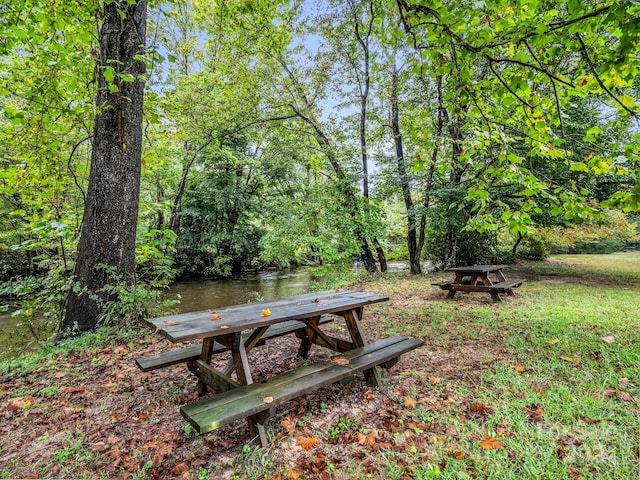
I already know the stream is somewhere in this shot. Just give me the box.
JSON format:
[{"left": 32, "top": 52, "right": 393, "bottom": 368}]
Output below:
[{"left": 0, "top": 263, "right": 409, "bottom": 360}]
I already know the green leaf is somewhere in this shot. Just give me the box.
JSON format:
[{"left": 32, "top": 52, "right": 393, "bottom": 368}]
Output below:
[{"left": 103, "top": 66, "right": 115, "bottom": 83}]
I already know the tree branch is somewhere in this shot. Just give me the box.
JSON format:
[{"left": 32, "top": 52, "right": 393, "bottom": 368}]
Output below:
[{"left": 576, "top": 33, "right": 639, "bottom": 118}]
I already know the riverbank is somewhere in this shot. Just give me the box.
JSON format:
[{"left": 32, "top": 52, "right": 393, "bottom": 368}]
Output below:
[{"left": 1, "top": 254, "right": 639, "bottom": 479}]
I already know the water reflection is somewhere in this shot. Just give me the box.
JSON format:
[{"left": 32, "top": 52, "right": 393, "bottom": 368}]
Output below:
[{"left": 166, "top": 269, "right": 321, "bottom": 313}]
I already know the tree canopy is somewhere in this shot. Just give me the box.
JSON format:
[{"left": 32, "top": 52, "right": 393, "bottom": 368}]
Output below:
[{"left": 1, "top": 0, "right": 639, "bottom": 334}]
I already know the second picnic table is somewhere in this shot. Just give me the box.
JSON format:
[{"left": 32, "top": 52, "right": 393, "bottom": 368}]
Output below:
[
  {"left": 432, "top": 264, "right": 524, "bottom": 302},
  {"left": 136, "top": 289, "right": 422, "bottom": 446}
]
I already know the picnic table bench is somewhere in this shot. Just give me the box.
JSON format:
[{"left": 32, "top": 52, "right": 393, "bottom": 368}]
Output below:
[
  {"left": 432, "top": 265, "right": 524, "bottom": 302},
  {"left": 137, "top": 290, "right": 423, "bottom": 446}
]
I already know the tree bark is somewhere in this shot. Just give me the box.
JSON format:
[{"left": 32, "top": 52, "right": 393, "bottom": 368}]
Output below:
[
  {"left": 60, "top": 1, "right": 147, "bottom": 336},
  {"left": 391, "top": 67, "right": 421, "bottom": 274}
]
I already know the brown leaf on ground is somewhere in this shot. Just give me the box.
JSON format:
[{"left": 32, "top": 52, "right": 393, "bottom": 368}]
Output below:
[
  {"left": 525, "top": 405, "right": 545, "bottom": 423},
  {"left": 296, "top": 436, "right": 318, "bottom": 451},
  {"left": 403, "top": 396, "right": 417, "bottom": 408},
  {"left": 510, "top": 364, "right": 526, "bottom": 372},
  {"left": 280, "top": 416, "right": 298, "bottom": 435},
  {"left": 478, "top": 436, "right": 504, "bottom": 450},
  {"left": 558, "top": 436, "right": 583, "bottom": 446},
  {"left": 600, "top": 336, "right": 615, "bottom": 344},
  {"left": 357, "top": 429, "right": 379, "bottom": 446},
  {"left": 172, "top": 462, "right": 189, "bottom": 475},
  {"left": 618, "top": 391, "right": 633, "bottom": 402},
  {"left": 466, "top": 402, "right": 493, "bottom": 419}
]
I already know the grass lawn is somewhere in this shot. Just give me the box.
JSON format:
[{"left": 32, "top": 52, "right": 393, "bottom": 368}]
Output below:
[{"left": 0, "top": 254, "right": 639, "bottom": 479}]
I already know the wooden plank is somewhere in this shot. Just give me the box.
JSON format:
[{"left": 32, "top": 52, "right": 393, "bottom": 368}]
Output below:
[
  {"left": 187, "top": 359, "right": 240, "bottom": 392},
  {"left": 448, "top": 284, "right": 495, "bottom": 292},
  {"left": 431, "top": 280, "right": 454, "bottom": 290},
  {"left": 136, "top": 317, "right": 335, "bottom": 372},
  {"left": 148, "top": 291, "right": 387, "bottom": 343},
  {"left": 488, "top": 278, "right": 525, "bottom": 291},
  {"left": 135, "top": 344, "right": 203, "bottom": 372},
  {"left": 181, "top": 335, "right": 423, "bottom": 434}
]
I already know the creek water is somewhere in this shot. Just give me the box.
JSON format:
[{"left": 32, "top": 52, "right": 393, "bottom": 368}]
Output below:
[{"left": 0, "top": 263, "right": 410, "bottom": 359}]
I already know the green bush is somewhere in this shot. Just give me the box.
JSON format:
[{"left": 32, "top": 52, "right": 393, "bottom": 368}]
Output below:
[{"left": 518, "top": 235, "right": 549, "bottom": 260}]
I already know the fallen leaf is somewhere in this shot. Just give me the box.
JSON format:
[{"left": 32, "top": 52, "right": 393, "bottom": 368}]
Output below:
[
  {"left": 403, "top": 396, "right": 417, "bottom": 408},
  {"left": 261, "top": 309, "right": 271, "bottom": 317},
  {"left": 525, "top": 405, "right": 545, "bottom": 423},
  {"left": 330, "top": 357, "right": 349, "bottom": 365},
  {"left": 558, "top": 436, "right": 583, "bottom": 446},
  {"left": 220, "top": 325, "right": 229, "bottom": 329},
  {"left": 296, "top": 436, "right": 318, "bottom": 451},
  {"left": 263, "top": 396, "right": 274, "bottom": 404},
  {"left": 172, "top": 462, "right": 189, "bottom": 475},
  {"left": 618, "top": 391, "right": 633, "bottom": 402},
  {"left": 163, "top": 319, "right": 176, "bottom": 325},
  {"left": 357, "top": 429, "right": 378, "bottom": 446},
  {"left": 478, "top": 436, "right": 504, "bottom": 450},
  {"left": 428, "top": 376, "right": 441, "bottom": 383},
  {"left": 210, "top": 314, "right": 221, "bottom": 321},
  {"left": 600, "top": 336, "right": 615, "bottom": 344},
  {"left": 114, "top": 345, "right": 128, "bottom": 354},
  {"left": 510, "top": 364, "right": 526, "bottom": 372},
  {"left": 449, "top": 451, "right": 466, "bottom": 459},
  {"left": 91, "top": 441, "right": 108, "bottom": 452},
  {"left": 568, "top": 468, "right": 583, "bottom": 479},
  {"left": 547, "top": 338, "right": 560, "bottom": 344}
]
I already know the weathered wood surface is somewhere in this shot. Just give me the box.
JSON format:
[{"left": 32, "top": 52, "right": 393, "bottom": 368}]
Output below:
[
  {"left": 136, "top": 317, "right": 335, "bottom": 372},
  {"left": 447, "top": 265, "right": 507, "bottom": 274},
  {"left": 180, "top": 335, "right": 424, "bottom": 435},
  {"left": 145, "top": 290, "right": 388, "bottom": 343},
  {"left": 431, "top": 280, "right": 454, "bottom": 289},
  {"left": 488, "top": 278, "right": 525, "bottom": 292}
]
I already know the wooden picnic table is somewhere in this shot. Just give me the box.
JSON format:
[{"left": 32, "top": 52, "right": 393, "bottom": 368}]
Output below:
[
  {"left": 432, "top": 265, "right": 524, "bottom": 302},
  {"left": 136, "top": 289, "right": 422, "bottom": 446}
]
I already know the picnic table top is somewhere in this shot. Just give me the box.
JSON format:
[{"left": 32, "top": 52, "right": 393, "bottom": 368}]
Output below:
[
  {"left": 447, "top": 264, "right": 507, "bottom": 274},
  {"left": 145, "top": 290, "right": 388, "bottom": 343}
]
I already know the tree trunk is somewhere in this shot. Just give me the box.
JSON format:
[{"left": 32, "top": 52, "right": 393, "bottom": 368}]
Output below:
[
  {"left": 391, "top": 67, "right": 421, "bottom": 274},
  {"left": 59, "top": 0, "right": 147, "bottom": 336}
]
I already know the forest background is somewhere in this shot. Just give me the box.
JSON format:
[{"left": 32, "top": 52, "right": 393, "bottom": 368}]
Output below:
[{"left": 1, "top": 0, "right": 639, "bottom": 340}]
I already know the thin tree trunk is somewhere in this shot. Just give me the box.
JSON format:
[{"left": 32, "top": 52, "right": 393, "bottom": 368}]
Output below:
[
  {"left": 391, "top": 66, "right": 421, "bottom": 274},
  {"left": 417, "top": 75, "right": 444, "bottom": 263},
  {"left": 350, "top": 0, "right": 387, "bottom": 272},
  {"left": 60, "top": 0, "right": 147, "bottom": 336}
]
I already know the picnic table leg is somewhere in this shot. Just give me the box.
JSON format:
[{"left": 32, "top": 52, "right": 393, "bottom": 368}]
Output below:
[
  {"left": 446, "top": 274, "right": 464, "bottom": 298},
  {"left": 342, "top": 308, "right": 379, "bottom": 388},
  {"left": 494, "top": 270, "right": 517, "bottom": 297},
  {"left": 298, "top": 315, "right": 321, "bottom": 359},
  {"left": 197, "top": 338, "right": 215, "bottom": 396},
  {"left": 477, "top": 273, "right": 501, "bottom": 302},
  {"left": 217, "top": 333, "right": 269, "bottom": 446}
]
